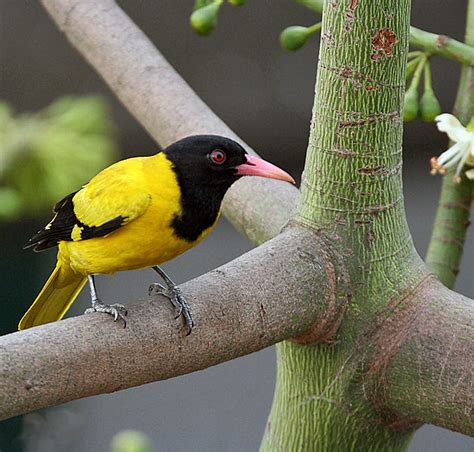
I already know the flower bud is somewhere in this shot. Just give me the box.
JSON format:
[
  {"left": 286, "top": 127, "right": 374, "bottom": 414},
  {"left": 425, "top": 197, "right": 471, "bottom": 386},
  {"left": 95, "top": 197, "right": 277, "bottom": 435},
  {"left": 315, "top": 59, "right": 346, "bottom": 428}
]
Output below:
[
  {"left": 420, "top": 89, "right": 441, "bottom": 122},
  {"left": 190, "top": 1, "right": 222, "bottom": 36},
  {"left": 403, "top": 85, "right": 418, "bottom": 122},
  {"left": 280, "top": 26, "right": 311, "bottom": 51}
]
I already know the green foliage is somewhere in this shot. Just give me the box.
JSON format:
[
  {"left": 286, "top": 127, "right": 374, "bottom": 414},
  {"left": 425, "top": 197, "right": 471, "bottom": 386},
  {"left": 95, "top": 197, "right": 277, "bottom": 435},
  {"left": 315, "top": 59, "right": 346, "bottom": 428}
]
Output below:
[
  {"left": 0, "top": 96, "right": 118, "bottom": 222},
  {"left": 190, "top": 0, "right": 223, "bottom": 36},
  {"left": 228, "top": 0, "right": 247, "bottom": 5},
  {"left": 110, "top": 430, "right": 152, "bottom": 452}
]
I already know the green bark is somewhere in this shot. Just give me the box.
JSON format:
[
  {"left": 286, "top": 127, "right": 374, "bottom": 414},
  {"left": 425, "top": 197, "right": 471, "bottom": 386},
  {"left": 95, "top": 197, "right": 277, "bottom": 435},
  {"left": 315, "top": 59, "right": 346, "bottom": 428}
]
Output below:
[
  {"left": 263, "top": 342, "right": 415, "bottom": 451},
  {"left": 261, "top": 0, "right": 424, "bottom": 450},
  {"left": 409, "top": 26, "right": 474, "bottom": 67},
  {"left": 426, "top": 0, "right": 474, "bottom": 288}
]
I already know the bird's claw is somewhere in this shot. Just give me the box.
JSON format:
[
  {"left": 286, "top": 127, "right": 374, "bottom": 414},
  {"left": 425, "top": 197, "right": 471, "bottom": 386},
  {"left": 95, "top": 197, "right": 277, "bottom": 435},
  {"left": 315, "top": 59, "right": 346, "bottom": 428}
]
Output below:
[
  {"left": 85, "top": 301, "right": 128, "bottom": 328},
  {"left": 149, "top": 283, "right": 182, "bottom": 319},
  {"left": 148, "top": 283, "right": 193, "bottom": 335},
  {"left": 148, "top": 282, "right": 166, "bottom": 296}
]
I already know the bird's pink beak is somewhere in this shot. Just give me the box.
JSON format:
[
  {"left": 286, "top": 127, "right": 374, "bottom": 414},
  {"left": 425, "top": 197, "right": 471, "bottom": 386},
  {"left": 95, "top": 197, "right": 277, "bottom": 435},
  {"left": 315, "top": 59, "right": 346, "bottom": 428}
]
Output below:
[{"left": 235, "top": 155, "right": 295, "bottom": 184}]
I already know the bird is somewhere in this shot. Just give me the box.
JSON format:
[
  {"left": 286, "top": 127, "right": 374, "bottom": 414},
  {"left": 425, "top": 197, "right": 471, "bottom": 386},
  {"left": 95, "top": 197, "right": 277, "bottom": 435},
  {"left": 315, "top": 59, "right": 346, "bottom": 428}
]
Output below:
[{"left": 19, "top": 135, "right": 295, "bottom": 334}]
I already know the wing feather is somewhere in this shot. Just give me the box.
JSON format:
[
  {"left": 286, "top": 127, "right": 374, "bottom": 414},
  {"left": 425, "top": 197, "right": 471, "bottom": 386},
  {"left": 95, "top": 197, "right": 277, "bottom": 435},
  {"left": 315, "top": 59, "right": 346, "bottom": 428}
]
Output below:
[{"left": 24, "top": 161, "right": 151, "bottom": 252}]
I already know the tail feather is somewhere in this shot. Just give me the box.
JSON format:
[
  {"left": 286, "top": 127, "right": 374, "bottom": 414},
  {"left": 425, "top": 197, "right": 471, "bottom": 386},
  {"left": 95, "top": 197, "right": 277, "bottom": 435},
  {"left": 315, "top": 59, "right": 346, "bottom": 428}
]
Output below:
[{"left": 18, "top": 263, "right": 87, "bottom": 330}]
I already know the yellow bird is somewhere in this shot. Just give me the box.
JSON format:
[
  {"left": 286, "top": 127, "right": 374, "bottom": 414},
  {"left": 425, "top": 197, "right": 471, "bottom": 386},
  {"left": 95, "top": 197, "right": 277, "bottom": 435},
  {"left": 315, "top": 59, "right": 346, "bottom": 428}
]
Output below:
[{"left": 20, "top": 135, "right": 294, "bottom": 334}]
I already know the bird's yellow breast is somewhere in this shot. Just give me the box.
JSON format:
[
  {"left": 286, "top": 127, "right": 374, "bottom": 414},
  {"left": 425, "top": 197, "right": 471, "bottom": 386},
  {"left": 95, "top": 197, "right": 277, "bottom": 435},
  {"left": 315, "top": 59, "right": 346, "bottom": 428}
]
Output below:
[{"left": 58, "top": 153, "right": 219, "bottom": 275}]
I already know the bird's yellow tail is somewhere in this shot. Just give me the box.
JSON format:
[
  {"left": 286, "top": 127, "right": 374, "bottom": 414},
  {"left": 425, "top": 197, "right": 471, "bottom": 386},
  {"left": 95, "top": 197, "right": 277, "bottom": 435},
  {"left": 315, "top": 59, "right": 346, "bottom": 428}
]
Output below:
[{"left": 18, "top": 263, "right": 87, "bottom": 330}]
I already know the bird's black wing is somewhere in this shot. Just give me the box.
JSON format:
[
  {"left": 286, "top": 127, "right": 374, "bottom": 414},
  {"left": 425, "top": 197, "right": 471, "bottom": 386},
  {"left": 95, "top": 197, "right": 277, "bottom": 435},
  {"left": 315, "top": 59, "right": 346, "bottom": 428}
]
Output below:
[{"left": 23, "top": 191, "right": 126, "bottom": 252}]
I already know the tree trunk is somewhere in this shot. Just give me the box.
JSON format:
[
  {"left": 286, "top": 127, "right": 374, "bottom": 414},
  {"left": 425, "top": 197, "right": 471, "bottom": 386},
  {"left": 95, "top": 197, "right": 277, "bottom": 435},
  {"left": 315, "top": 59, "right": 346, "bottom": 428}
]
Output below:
[{"left": 261, "top": 1, "right": 420, "bottom": 449}]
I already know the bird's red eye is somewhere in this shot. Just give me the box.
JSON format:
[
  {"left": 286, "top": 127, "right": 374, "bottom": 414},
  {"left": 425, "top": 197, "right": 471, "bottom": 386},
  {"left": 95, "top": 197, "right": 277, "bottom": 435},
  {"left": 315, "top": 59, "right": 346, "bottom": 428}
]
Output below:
[{"left": 209, "top": 149, "right": 226, "bottom": 165}]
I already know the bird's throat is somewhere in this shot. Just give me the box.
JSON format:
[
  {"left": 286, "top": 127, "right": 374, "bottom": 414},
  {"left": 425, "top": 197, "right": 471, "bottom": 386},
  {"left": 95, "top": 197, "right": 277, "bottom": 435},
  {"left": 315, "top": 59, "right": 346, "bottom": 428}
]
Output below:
[{"left": 171, "top": 182, "right": 225, "bottom": 243}]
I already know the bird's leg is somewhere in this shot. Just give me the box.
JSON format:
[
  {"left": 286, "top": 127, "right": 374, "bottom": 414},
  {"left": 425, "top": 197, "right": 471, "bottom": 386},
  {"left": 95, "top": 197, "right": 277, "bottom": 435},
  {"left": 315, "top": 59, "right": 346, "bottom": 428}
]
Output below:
[
  {"left": 148, "top": 266, "right": 194, "bottom": 335},
  {"left": 84, "top": 275, "right": 127, "bottom": 327}
]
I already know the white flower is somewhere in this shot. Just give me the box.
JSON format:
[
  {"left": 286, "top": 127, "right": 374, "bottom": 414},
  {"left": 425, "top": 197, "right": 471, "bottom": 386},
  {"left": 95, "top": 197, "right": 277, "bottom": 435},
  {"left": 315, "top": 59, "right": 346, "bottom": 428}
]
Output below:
[{"left": 430, "top": 113, "right": 474, "bottom": 183}]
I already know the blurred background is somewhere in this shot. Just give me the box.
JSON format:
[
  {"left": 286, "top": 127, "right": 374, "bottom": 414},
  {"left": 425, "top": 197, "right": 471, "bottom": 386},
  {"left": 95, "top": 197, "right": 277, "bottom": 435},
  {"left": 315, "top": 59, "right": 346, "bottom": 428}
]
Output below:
[{"left": 1, "top": 0, "right": 473, "bottom": 451}]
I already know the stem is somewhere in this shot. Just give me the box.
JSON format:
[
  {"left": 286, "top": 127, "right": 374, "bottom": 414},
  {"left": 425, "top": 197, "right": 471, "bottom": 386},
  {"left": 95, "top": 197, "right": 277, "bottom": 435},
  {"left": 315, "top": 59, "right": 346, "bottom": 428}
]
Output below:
[
  {"left": 426, "top": 0, "right": 474, "bottom": 288},
  {"left": 409, "top": 55, "right": 426, "bottom": 91},
  {"left": 294, "top": 0, "right": 474, "bottom": 66},
  {"left": 405, "top": 56, "right": 421, "bottom": 80},
  {"left": 409, "top": 26, "right": 474, "bottom": 67},
  {"left": 407, "top": 50, "right": 423, "bottom": 59},
  {"left": 423, "top": 59, "right": 432, "bottom": 92},
  {"left": 307, "top": 22, "right": 322, "bottom": 35}
]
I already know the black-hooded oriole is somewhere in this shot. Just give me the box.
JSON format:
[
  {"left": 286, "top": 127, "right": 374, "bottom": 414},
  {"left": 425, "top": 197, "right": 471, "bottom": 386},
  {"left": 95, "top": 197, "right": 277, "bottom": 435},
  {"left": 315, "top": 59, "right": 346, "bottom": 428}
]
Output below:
[{"left": 19, "top": 135, "right": 294, "bottom": 334}]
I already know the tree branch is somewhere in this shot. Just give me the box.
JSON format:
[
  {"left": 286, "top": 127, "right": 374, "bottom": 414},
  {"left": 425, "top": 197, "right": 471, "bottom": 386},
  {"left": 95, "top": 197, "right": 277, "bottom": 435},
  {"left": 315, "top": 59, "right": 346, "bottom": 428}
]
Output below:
[
  {"left": 295, "top": 0, "right": 474, "bottom": 66},
  {"left": 371, "top": 277, "right": 474, "bottom": 435},
  {"left": 409, "top": 27, "right": 474, "bottom": 67},
  {"left": 40, "top": 0, "right": 298, "bottom": 245},
  {"left": 0, "top": 228, "right": 341, "bottom": 421}
]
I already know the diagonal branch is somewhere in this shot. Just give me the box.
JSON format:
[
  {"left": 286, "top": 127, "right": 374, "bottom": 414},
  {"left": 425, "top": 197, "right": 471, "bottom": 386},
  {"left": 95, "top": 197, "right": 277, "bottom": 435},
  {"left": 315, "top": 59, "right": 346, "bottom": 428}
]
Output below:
[
  {"left": 0, "top": 228, "right": 340, "bottom": 421},
  {"left": 41, "top": 0, "right": 299, "bottom": 245}
]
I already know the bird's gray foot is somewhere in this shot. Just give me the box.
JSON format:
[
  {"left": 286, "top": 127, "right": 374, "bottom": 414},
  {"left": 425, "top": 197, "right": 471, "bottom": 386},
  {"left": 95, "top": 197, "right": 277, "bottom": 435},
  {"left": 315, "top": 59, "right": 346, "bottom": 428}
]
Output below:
[
  {"left": 149, "top": 283, "right": 182, "bottom": 318},
  {"left": 148, "top": 283, "right": 193, "bottom": 335},
  {"left": 84, "top": 300, "right": 127, "bottom": 328}
]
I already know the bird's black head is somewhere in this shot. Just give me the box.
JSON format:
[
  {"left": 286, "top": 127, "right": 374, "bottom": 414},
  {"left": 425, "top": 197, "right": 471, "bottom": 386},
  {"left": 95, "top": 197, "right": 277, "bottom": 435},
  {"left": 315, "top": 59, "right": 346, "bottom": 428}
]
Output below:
[
  {"left": 164, "top": 135, "right": 248, "bottom": 189},
  {"left": 164, "top": 134, "right": 294, "bottom": 192},
  {"left": 162, "top": 134, "right": 294, "bottom": 243}
]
